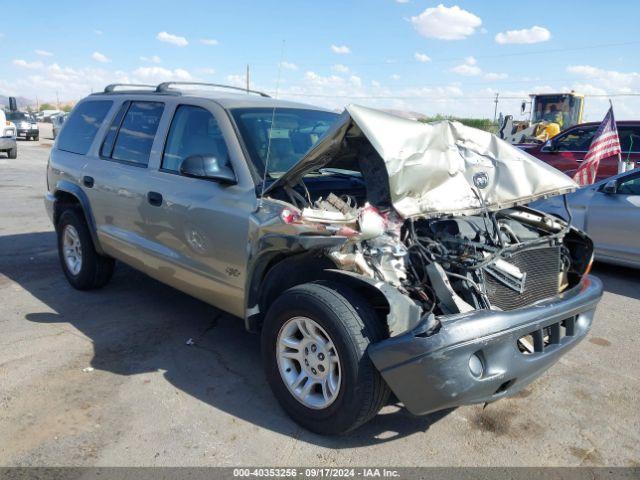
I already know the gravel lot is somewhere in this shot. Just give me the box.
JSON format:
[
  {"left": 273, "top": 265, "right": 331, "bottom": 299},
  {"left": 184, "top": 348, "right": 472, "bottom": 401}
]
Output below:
[{"left": 1, "top": 125, "right": 639, "bottom": 467}]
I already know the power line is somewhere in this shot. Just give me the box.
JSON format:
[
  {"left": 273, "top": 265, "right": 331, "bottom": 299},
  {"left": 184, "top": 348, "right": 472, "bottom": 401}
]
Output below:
[
  {"left": 269, "top": 91, "right": 640, "bottom": 101},
  {"left": 246, "top": 40, "right": 640, "bottom": 68}
]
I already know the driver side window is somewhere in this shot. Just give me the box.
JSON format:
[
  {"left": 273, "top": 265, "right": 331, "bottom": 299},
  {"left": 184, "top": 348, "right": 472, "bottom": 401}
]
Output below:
[
  {"left": 554, "top": 127, "right": 597, "bottom": 152},
  {"left": 617, "top": 173, "right": 640, "bottom": 195},
  {"left": 162, "top": 105, "right": 230, "bottom": 173}
]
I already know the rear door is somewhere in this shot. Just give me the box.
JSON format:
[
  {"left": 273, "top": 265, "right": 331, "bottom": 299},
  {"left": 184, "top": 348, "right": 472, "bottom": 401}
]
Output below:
[
  {"left": 585, "top": 170, "right": 640, "bottom": 266},
  {"left": 83, "top": 99, "right": 166, "bottom": 272}
]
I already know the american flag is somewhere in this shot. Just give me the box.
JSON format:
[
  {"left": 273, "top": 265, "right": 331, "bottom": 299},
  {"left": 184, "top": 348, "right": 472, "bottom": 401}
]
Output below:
[{"left": 573, "top": 106, "right": 621, "bottom": 185}]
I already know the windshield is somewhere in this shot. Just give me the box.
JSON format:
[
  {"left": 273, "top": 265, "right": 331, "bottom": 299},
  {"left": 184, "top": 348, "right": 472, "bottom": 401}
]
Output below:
[
  {"left": 531, "top": 95, "right": 583, "bottom": 129},
  {"left": 231, "top": 107, "right": 338, "bottom": 175},
  {"left": 6, "top": 112, "right": 30, "bottom": 122}
]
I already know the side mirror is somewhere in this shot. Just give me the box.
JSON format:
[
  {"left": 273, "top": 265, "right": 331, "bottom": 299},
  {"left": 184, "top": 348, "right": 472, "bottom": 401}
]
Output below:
[
  {"left": 602, "top": 180, "right": 618, "bottom": 194},
  {"left": 542, "top": 140, "right": 556, "bottom": 152},
  {"left": 179, "top": 155, "right": 237, "bottom": 185}
]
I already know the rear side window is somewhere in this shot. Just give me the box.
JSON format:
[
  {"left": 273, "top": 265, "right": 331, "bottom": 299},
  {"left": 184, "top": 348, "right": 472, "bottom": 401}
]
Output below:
[
  {"left": 106, "top": 101, "right": 164, "bottom": 166},
  {"left": 618, "top": 127, "right": 640, "bottom": 153},
  {"left": 57, "top": 100, "right": 113, "bottom": 155}
]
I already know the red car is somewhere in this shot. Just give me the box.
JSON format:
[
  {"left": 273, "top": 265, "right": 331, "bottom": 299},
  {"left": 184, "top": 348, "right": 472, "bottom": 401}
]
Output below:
[{"left": 521, "top": 121, "right": 640, "bottom": 182}]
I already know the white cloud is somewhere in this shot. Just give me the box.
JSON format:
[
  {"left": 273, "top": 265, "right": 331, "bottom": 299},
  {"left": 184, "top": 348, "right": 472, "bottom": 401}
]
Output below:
[
  {"left": 414, "top": 52, "right": 431, "bottom": 63},
  {"left": 566, "top": 64, "right": 640, "bottom": 91},
  {"left": 349, "top": 75, "right": 362, "bottom": 87},
  {"left": 371, "top": 80, "right": 381, "bottom": 87},
  {"left": 91, "top": 52, "right": 110, "bottom": 63},
  {"left": 411, "top": 4, "right": 482, "bottom": 40},
  {"left": 332, "top": 64, "right": 350, "bottom": 73},
  {"left": 451, "top": 56, "right": 481, "bottom": 76},
  {"left": 199, "top": 38, "right": 219, "bottom": 46},
  {"left": 12, "top": 59, "right": 44, "bottom": 69},
  {"left": 226, "top": 74, "right": 246, "bottom": 87},
  {"left": 132, "top": 66, "right": 193, "bottom": 83},
  {"left": 331, "top": 44, "right": 351, "bottom": 54},
  {"left": 395, "top": 0, "right": 410, "bottom": 3},
  {"left": 35, "top": 49, "right": 53, "bottom": 57},
  {"left": 156, "top": 31, "right": 188, "bottom": 47},
  {"left": 94, "top": 29, "right": 103, "bottom": 35},
  {"left": 391, "top": 74, "right": 401, "bottom": 80},
  {"left": 484, "top": 72, "right": 508, "bottom": 80},
  {"left": 279, "top": 61, "right": 298, "bottom": 70},
  {"left": 140, "top": 55, "right": 162, "bottom": 64},
  {"left": 198, "top": 67, "right": 216, "bottom": 75},
  {"left": 495, "top": 26, "right": 551, "bottom": 44}
]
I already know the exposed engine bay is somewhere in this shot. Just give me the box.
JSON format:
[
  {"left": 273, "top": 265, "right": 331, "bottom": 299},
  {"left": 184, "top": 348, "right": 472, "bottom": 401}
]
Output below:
[
  {"left": 260, "top": 105, "right": 593, "bottom": 338},
  {"left": 273, "top": 187, "right": 590, "bottom": 333}
]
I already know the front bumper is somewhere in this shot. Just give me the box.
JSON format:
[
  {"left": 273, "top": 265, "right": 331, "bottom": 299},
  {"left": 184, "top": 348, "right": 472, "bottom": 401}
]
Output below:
[
  {"left": 17, "top": 128, "right": 38, "bottom": 137},
  {"left": 368, "top": 275, "right": 603, "bottom": 415}
]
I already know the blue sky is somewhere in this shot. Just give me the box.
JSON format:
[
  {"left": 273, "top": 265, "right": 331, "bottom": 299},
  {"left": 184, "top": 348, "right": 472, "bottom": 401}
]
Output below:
[{"left": 2, "top": 0, "right": 639, "bottom": 119}]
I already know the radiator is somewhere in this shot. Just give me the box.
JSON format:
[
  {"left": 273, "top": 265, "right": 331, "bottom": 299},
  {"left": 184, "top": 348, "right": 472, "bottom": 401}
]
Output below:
[{"left": 483, "top": 246, "right": 561, "bottom": 311}]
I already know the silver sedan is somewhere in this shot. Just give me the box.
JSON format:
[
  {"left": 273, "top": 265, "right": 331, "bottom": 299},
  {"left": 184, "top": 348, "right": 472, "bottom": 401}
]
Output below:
[{"left": 533, "top": 168, "right": 640, "bottom": 268}]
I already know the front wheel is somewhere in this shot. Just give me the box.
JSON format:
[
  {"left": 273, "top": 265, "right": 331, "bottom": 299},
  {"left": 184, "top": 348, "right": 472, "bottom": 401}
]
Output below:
[
  {"left": 262, "top": 282, "right": 390, "bottom": 435},
  {"left": 7, "top": 147, "right": 17, "bottom": 159}
]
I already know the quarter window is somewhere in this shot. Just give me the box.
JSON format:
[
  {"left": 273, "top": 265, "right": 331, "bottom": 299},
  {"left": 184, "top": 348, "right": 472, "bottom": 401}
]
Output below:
[
  {"left": 161, "top": 105, "right": 230, "bottom": 172},
  {"left": 617, "top": 173, "right": 640, "bottom": 195},
  {"left": 57, "top": 100, "right": 113, "bottom": 155},
  {"left": 106, "top": 101, "right": 164, "bottom": 166}
]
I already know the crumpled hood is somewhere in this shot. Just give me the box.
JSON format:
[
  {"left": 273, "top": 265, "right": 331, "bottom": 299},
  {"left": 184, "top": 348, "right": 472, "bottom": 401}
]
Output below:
[{"left": 266, "top": 104, "right": 577, "bottom": 218}]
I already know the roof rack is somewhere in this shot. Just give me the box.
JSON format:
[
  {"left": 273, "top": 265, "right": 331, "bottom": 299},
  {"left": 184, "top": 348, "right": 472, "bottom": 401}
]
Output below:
[
  {"left": 155, "top": 82, "right": 271, "bottom": 98},
  {"left": 104, "top": 84, "right": 156, "bottom": 93}
]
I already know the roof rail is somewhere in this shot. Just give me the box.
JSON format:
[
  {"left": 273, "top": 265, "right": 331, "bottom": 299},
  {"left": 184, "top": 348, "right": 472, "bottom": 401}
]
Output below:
[
  {"left": 155, "top": 82, "right": 271, "bottom": 98},
  {"left": 104, "top": 84, "right": 156, "bottom": 93}
]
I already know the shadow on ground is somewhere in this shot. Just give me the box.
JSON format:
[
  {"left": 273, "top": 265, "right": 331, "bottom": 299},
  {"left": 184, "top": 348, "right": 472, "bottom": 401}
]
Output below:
[
  {"left": 592, "top": 262, "right": 640, "bottom": 301},
  {"left": 1, "top": 230, "right": 452, "bottom": 447}
]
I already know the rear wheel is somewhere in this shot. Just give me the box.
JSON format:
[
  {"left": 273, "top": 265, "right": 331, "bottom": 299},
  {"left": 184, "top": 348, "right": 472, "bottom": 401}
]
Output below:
[
  {"left": 262, "top": 282, "right": 390, "bottom": 435},
  {"left": 7, "top": 147, "right": 17, "bottom": 159},
  {"left": 57, "top": 208, "right": 115, "bottom": 290}
]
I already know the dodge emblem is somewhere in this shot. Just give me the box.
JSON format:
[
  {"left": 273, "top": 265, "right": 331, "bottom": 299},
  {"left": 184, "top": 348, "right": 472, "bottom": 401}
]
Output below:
[{"left": 473, "top": 172, "right": 489, "bottom": 189}]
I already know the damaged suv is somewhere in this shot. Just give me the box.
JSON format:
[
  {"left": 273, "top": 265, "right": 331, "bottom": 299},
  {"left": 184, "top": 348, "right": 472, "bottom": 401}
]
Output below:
[{"left": 45, "top": 83, "right": 603, "bottom": 435}]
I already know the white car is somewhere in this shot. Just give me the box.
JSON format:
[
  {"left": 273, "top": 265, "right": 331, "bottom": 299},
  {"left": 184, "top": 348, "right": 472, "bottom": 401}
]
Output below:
[{"left": 0, "top": 110, "right": 17, "bottom": 158}]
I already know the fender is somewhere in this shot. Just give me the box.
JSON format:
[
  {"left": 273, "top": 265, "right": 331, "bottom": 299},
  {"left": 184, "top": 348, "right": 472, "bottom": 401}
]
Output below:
[
  {"left": 54, "top": 179, "right": 105, "bottom": 255},
  {"left": 323, "top": 269, "right": 422, "bottom": 337}
]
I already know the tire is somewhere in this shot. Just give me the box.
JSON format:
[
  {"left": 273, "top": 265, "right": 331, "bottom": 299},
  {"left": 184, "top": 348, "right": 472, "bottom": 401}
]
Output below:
[
  {"left": 262, "top": 282, "right": 390, "bottom": 435},
  {"left": 56, "top": 208, "right": 115, "bottom": 290},
  {"left": 34, "top": 135, "right": 39, "bottom": 141},
  {"left": 7, "top": 147, "right": 17, "bottom": 159}
]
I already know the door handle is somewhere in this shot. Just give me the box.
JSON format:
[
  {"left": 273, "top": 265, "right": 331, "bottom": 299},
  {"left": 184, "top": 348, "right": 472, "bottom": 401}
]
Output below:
[
  {"left": 147, "top": 191, "right": 163, "bottom": 207},
  {"left": 82, "top": 176, "right": 94, "bottom": 188}
]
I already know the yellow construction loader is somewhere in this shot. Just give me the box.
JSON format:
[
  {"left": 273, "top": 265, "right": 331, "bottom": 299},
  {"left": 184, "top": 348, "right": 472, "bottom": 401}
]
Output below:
[{"left": 498, "top": 92, "right": 584, "bottom": 144}]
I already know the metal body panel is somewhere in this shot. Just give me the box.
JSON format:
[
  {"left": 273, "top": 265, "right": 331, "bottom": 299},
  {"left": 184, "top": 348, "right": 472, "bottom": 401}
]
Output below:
[
  {"left": 534, "top": 169, "right": 640, "bottom": 268},
  {"left": 368, "top": 275, "right": 603, "bottom": 415}
]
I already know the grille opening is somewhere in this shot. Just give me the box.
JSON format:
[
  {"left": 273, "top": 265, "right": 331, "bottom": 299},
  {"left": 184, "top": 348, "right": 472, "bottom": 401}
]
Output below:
[
  {"left": 518, "top": 317, "right": 577, "bottom": 355},
  {"left": 484, "top": 246, "right": 561, "bottom": 311},
  {"left": 495, "top": 379, "right": 516, "bottom": 395}
]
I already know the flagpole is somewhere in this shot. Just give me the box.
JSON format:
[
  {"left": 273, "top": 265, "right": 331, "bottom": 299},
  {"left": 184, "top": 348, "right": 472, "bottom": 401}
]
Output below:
[{"left": 610, "top": 99, "right": 624, "bottom": 173}]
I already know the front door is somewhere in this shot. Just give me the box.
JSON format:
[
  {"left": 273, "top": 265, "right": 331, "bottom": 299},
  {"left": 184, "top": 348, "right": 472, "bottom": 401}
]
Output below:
[
  {"left": 585, "top": 170, "right": 640, "bottom": 266},
  {"left": 140, "top": 102, "right": 255, "bottom": 317}
]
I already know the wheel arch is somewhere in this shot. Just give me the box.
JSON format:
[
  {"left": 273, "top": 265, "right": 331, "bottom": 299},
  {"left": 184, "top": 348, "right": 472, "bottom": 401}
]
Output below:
[
  {"left": 248, "top": 251, "right": 419, "bottom": 337},
  {"left": 53, "top": 180, "right": 104, "bottom": 255}
]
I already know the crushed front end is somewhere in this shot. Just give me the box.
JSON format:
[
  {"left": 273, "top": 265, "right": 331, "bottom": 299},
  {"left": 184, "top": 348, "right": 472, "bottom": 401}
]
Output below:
[{"left": 258, "top": 104, "right": 603, "bottom": 415}]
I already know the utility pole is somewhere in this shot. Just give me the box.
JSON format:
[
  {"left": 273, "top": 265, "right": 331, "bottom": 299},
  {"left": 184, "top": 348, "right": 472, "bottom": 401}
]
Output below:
[
  {"left": 246, "top": 64, "right": 250, "bottom": 93},
  {"left": 493, "top": 93, "right": 499, "bottom": 123},
  {"left": 56, "top": 91, "right": 60, "bottom": 110}
]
